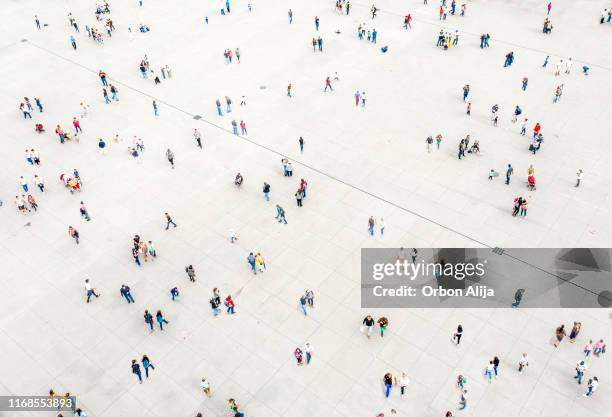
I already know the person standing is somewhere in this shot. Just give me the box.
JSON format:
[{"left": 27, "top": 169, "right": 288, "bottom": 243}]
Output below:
[
  {"left": 314, "top": 16, "right": 320, "bottom": 30},
  {"left": 518, "top": 353, "right": 529, "bottom": 373},
  {"left": 396, "top": 372, "right": 409, "bottom": 398},
  {"left": 70, "top": 35, "right": 77, "bottom": 50},
  {"left": 505, "top": 164, "right": 513, "bottom": 185},
  {"left": 225, "top": 295, "right": 235, "bottom": 314},
  {"left": 170, "top": 287, "right": 179, "bottom": 300},
  {"left": 263, "top": 182, "right": 271, "bottom": 201},
  {"left": 200, "top": 378, "right": 212, "bottom": 397},
  {"left": 194, "top": 129, "right": 202, "bottom": 148},
  {"left": 142, "top": 355, "right": 155, "bottom": 378},
  {"left": 575, "top": 360, "right": 588, "bottom": 384},
  {"left": 299, "top": 136, "right": 304, "bottom": 153},
  {"left": 569, "top": 321, "right": 582, "bottom": 342},
  {"left": 575, "top": 169, "right": 583, "bottom": 187},
  {"left": 84, "top": 279, "right": 100, "bottom": 302},
  {"left": 368, "top": 216, "right": 375, "bottom": 236},
  {"left": 485, "top": 361, "right": 495, "bottom": 383},
  {"left": 152, "top": 100, "right": 158, "bottom": 116},
  {"left": 584, "top": 377, "right": 598, "bottom": 397},
  {"left": 553, "top": 324, "right": 566, "bottom": 347},
  {"left": 288, "top": 9, "right": 293, "bottom": 24},
  {"left": 164, "top": 212, "right": 177, "bottom": 229},
  {"left": 132, "top": 360, "right": 143, "bottom": 384},
  {"left": 304, "top": 342, "right": 313, "bottom": 364},
  {"left": 35, "top": 15, "right": 41, "bottom": 29},
  {"left": 295, "top": 188, "right": 304, "bottom": 206},
  {"left": 493, "top": 356, "right": 500, "bottom": 378}
]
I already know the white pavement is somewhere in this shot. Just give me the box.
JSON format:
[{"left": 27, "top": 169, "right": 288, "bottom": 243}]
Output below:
[{"left": 0, "top": 0, "right": 611, "bottom": 416}]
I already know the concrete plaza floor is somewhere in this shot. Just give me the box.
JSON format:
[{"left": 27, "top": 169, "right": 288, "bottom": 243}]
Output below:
[{"left": 0, "top": 0, "right": 611, "bottom": 416}]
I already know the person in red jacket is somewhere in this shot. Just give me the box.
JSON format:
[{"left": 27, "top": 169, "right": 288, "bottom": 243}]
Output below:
[
  {"left": 225, "top": 295, "right": 235, "bottom": 314},
  {"left": 72, "top": 117, "right": 82, "bottom": 133},
  {"left": 533, "top": 122, "right": 541, "bottom": 138},
  {"left": 299, "top": 178, "right": 308, "bottom": 197}
]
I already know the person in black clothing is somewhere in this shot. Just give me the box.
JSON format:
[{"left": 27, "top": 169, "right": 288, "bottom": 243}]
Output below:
[
  {"left": 132, "top": 359, "right": 143, "bottom": 383},
  {"left": 493, "top": 356, "right": 500, "bottom": 377},
  {"left": 362, "top": 315, "right": 375, "bottom": 338},
  {"left": 452, "top": 324, "right": 463, "bottom": 345},
  {"left": 144, "top": 310, "right": 154, "bottom": 331}
]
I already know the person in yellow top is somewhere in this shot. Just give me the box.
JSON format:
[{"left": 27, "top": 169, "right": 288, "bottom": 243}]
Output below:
[
  {"left": 527, "top": 165, "right": 535, "bottom": 176},
  {"left": 255, "top": 253, "right": 266, "bottom": 273}
]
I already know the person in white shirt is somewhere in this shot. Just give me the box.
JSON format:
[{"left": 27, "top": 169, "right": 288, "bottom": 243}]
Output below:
[
  {"left": 395, "top": 372, "right": 409, "bottom": 398},
  {"left": 84, "top": 279, "right": 100, "bottom": 303},
  {"left": 200, "top": 377, "right": 211, "bottom": 397},
  {"left": 194, "top": 128, "right": 202, "bottom": 148},
  {"left": 304, "top": 343, "right": 314, "bottom": 364},
  {"left": 575, "top": 169, "right": 583, "bottom": 187},
  {"left": 585, "top": 376, "right": 598, "bottom": 397},
  {"left": 575, "top": 360, "right": 588, "bottom": 384},
  {"left": 518, "top": 353, "right": 529, "bottom": 372}
]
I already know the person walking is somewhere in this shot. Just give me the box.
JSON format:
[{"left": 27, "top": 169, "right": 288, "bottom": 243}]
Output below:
[
  {"left": 185, "top": 265, "right": 196, "bottom": 282},
  {"left": 362, "top": 315, "right": 375, "bottom": 338},
  {"left": 377, "top": 316, "right": 389, "bottom": 337},
  {"left": 144, "top": 310, "right": 154, "bottom": 331},
  {"left": 584, "top": 377, "right": 598, "bottom": 397},
  {"left": 458, "top": 389, "right": 468, "bottom": 410},
  {"left": 142, "top": 355, "right": 155, "bottom": 378},
  {"left": 288, "top": 9, "right": 293, "bottom": 24},
  {"left": 84, "top": 279, "right": 100, "bottom": 302},
  {"left": 383, "top": 372, "right": 393, "bottom": 398},
  {"left": 152, "top": 100, "right": 158, "bottom": 116},
  {"left": 69, "top": 225, "right": 80, "bottom": 244},
  {"left": 164, "top": 212, "right": 177, "bottom": 229},
  {"left": 156, "top": 310, "right": 169, "bottom": 330},
  {"left": 485, "top": 361, "right": 495, "bottom": 383},
  {"left": 170, "top": 287, "right": 179, "bottom": 300},
  {"left": 452, "top": 325, "right": 463, "bottom": 345},
  {"left": 368, "top": 216, "right": 375, "bottom": 236},
  {"left": 132, "top": 360, "right": 143, "bottom": 384},
  {"left": 299, "top": 136, "right": 304, "bottom": 153},
  {"left": 275, "top": 205, "right": 287, "bottom": 224},
  {"left": 120, "top": 285, "right": 135, "bottom": 303},
  {"left": 80, "top": 201, "right": 91, "bottom": 221},
  {"left": 70, "top": 35, "right": 77, "bottom": 50},
  {"left": 166, "top": 149, "right": 175, "bottom": 169},
  {"left": 299, "top": 295, "right": 308, "bottom": 316},
  {"left": 575, "top": 360, "right": 588, "bottom": 384}
]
